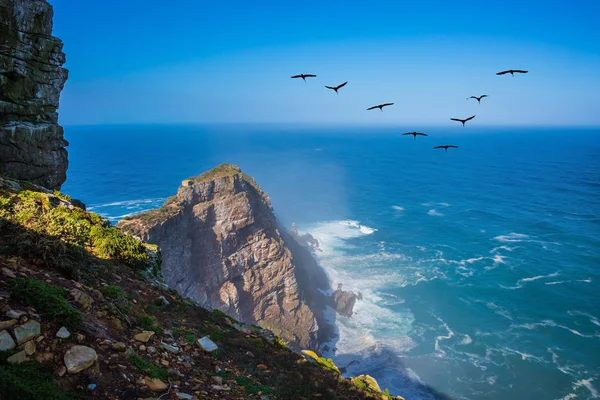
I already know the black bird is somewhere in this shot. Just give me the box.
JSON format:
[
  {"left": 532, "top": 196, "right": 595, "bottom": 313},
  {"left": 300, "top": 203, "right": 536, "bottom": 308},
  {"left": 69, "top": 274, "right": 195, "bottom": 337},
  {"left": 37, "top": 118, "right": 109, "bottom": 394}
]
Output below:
[
  {"left": 467, "top": 95, "right": 488, "bottom": 104},
  {"left": 403, "top": 132, "right": 428, "bottom": 140},
  {"left": 291, "top": 74, "right": 317, "bottom": 81},
  {"left": 434, "top": 145, "right": 459, "bottom": 152},
  {"left": 450, "top": 115, "right": 476, "bottom": 126},
  {"left": 325, "top": 81, "right": 348, "bottom": 94},
  {"left": 367, "top": 103, "right": 394, "bottom": 111},
  {"left": 496, "top": 69, "right": 528, "bottom": 77}
]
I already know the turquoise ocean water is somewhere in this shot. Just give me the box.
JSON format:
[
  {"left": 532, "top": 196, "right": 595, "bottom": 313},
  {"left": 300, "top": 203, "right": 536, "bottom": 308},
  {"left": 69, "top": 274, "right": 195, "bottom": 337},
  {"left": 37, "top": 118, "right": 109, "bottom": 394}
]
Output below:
[{"left": 63, "top": 124, "right": 600, "bottom": 400}]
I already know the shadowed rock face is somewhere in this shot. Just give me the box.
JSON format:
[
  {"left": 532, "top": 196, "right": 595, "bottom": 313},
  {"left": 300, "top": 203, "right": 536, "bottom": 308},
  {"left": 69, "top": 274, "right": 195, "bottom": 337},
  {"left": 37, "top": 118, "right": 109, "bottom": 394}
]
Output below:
[
  {"left": 118, "top": 164, "right": 331, "bottom": 350},
  {"left": 0, "top": 0, "right": 69, "bottom": 189}
]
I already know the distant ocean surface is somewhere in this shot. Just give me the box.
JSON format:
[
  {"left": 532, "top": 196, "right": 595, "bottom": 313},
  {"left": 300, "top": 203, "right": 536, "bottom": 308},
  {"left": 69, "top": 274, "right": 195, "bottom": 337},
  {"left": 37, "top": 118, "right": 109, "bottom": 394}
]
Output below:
[{"left": 63, "top": 124, "right": 600, "bottom": 400}]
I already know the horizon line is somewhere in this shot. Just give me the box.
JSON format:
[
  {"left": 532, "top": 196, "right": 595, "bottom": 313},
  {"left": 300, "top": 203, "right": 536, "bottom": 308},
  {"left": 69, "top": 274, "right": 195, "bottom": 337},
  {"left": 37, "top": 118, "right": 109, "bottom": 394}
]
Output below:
[{"left": 62, "top": 122, "right": 600, "bottom": 129}]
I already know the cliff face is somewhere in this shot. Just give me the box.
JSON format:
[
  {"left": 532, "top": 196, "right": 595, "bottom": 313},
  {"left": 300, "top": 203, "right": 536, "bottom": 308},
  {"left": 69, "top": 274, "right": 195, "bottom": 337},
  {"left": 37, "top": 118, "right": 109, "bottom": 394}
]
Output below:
[
  {"left": 0, "top": 0, "right": 69, "bottom": 189},
  {"left": 118, "top": 164, "right": 331, "bottom": 350}
]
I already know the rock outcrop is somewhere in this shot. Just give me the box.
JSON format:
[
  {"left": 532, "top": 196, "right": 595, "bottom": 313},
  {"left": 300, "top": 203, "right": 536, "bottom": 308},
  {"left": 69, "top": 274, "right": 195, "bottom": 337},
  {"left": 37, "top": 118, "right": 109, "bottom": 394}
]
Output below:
[
  {"left": 332, "top": 284, "right": 360, "bottom": 317},
  {"left": 0, "top": 0, "right": 69, "bottom": 189},
  {"left": 118, "top": 164, "right": 332, "bottom": 350}
]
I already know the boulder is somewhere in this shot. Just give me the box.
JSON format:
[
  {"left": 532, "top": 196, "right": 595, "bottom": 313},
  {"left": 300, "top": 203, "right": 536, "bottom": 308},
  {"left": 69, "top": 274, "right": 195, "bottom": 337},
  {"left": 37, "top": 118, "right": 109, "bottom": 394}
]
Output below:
[
  {"left": 64, "top": 345, "right": 98, "bottom": 373},
  {"left": 7, "top": 350, "right": 28, "bottom": 364},
  {"left": 0, "top": 330, "right": 16, "bottom": 351},
  {"left": 14, "top": 320, "right": 41, "bottom": 344},
  {"left": 144, "top": 376, "right": 168, "bottom": 392},
  {"left": 134, "top": 331, "right": 154, "bottom": 343},
  {"left": 70, "top": 289, "right": 94, "bottom": 310},
  {"left": 197, "top": 336, "right": 218, "bottom": 352},
  {"left": 56, "top": 326, "right": 70, "bottom": 339}
]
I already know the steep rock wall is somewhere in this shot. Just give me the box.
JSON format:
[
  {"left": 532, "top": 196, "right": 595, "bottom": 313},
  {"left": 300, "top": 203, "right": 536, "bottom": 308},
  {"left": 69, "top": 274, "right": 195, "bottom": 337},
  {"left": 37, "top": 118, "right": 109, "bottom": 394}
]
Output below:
[{"left": 0, "top": 0, "right": 68, "bottom": 189}]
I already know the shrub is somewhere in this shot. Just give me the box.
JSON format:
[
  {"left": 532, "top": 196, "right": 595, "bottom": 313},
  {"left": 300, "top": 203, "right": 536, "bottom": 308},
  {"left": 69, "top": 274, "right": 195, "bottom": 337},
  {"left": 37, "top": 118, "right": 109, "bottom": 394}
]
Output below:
[
  {"left": 8, "top": 278, "right": 82, "bottom": 331},
  {"left": 103, "top": 285, "right": 125, "bottom": 300},
  {"left": 0, "top": 356, "right": 77, "bottom": 400},
  {"left": 126, "top": 351, "right": 168, "bottom": 380},
  {"left": 89, "top": 226, "right": 148, "bottom": 268}
]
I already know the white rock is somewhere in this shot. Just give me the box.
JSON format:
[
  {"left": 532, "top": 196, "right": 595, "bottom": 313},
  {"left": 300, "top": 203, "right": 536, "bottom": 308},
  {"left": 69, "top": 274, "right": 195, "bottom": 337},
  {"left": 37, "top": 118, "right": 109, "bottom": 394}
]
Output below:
[
  {"left": 6, "top": 310, "right": 26, "bottom": 319},
  {"left": 197, "top": 336, "right": 218, "bottom": 352},
  {"left": 56, "top": 326, "right": 71, "bottom": 339}
]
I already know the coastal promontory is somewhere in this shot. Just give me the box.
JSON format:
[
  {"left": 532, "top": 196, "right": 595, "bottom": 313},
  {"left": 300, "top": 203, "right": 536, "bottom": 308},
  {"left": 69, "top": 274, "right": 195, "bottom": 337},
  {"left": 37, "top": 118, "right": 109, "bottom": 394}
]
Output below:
[{"left": 118, "top": 164, "right": 333, "bottom": 350}]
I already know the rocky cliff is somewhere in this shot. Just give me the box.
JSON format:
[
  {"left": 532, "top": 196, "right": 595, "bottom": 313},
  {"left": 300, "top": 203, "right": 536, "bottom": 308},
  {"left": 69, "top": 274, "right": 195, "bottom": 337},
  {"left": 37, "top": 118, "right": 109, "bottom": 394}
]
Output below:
[
  {"left": 0, "top": 0, "right": 69, "bottom": 189},
  {"left": 118, "top": 164, "right": 332, "bottom": 350}
]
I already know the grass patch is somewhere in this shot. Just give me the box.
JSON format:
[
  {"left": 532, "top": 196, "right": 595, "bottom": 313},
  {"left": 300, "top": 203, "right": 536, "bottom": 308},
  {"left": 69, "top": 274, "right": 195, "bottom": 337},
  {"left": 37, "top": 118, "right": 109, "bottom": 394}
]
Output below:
[
  {"left": 126, "top": 351, "right": 168, "bottom": 380},
  {"left": 248, "top": 337, "right": 264, "bottom": 350},
  {"left": 8, "top": 278, "right": 82, "bottom": 331},
  {"left": 234, "top": 376, "right": 273, "bottom": 395},
  {"left": 103, "top": 285, "right": 125, "bottom": 299},
  {"left": 183, "top": 331, "right": 196, "bottom": 345},
  {"left": 137, "top": 315, "right": 162, "bottom": 333},
  {"left": 0, "top": 354, "right": 78, "bottom": 400}
]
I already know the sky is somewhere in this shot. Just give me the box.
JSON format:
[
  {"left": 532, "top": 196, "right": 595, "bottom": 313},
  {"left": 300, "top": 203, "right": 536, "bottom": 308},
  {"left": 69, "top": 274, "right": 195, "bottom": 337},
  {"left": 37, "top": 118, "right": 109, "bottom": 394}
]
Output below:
[{"left": 50, "top": 0, "right": 600, "bottom": 126}]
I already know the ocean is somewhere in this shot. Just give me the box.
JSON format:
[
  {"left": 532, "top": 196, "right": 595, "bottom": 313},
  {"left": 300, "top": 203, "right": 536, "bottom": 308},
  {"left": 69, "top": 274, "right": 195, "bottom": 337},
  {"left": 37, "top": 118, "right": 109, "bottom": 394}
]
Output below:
[{"left": 62, "top": 124, "right": 600, "bottom": 400}]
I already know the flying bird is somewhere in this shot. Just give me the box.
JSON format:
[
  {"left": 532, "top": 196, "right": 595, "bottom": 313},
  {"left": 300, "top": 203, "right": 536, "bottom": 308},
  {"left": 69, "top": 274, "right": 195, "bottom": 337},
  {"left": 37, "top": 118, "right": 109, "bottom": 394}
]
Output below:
[
  {"left": 367, "top": 103, "right": 394, "bottom": 111},
  {"left": 291, "top": 74, "right": 317, "bottom": 81},
  {"left": 450, "top": 115, "right": 476, "bottom": 126},
  {"left": 434, "top": 145, "right": 459, "bottom": 152},
  {"left": 496, "top": 69, "right": 528, "bottom": 77},
  {"left": 403, "top": 132, "right": 428, "bottom": 140},
  {"left": 325, "top": 81, "right": 348, "bottom": 94},
  {"left": 467, "top": 95, "right": 488, "bottom": 104}
]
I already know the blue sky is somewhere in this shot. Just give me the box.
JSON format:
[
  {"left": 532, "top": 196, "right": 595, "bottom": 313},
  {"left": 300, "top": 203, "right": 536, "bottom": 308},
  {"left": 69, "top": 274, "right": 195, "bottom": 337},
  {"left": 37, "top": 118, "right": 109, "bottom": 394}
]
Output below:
[{"left": 51, "top": 0, "right": 600, "bottom": 126}]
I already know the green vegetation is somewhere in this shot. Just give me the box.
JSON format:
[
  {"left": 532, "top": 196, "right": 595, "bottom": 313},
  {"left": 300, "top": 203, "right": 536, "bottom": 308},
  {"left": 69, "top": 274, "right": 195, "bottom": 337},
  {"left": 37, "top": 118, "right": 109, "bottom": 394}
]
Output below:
[
  {"left": 8, "top": 278, "right": 82, "bottom": 331},
  {"left": 103, "top": 284, "right": 125, "bottom": 299},
  {"left": 234, "top": 376, "right": 273, "bottom": 395},
  {"left": 274, "top": 336, "right": 287, "bottom": 348},
  {"left": 126, "top": 351, "right": 168, "bottom": 380},
  {"left": 89, "top": 226, "right": 148, "bottom": 268},
  {"left": 191, "top": 163, "right": 242, "bottom": 183},
  {"left": 0, "top": 188, "right": 157, "bottom": 279},
  {"left": 182, "top": 331, "right": 196, "bottom": 345},
  {"left": 52, "top": 190, "right": 73, "bottom": 203},
  {"left": 316, "top": 356, "right": 341, "bottom": 374},
  {"left": 248, "top": 337, "right": 264, "bottom": 350},
  {"left": 137, "top": 315, "right": 161, "bottom": 333},
  {"left": 0, "top": 354, "right": 78, "bottom": 400}
]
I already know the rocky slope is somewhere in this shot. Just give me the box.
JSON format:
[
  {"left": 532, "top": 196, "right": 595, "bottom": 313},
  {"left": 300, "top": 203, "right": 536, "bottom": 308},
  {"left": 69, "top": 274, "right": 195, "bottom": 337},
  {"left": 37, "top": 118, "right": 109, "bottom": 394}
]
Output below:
[
  {"left": 0, "top": 176, "right": 403, "bottom": 399},
  {"left": 0, "top": 0, "right": 69, "bottom": 189},
  {"left": 118, "top": 164, "right": 333, "bottom": 351}
]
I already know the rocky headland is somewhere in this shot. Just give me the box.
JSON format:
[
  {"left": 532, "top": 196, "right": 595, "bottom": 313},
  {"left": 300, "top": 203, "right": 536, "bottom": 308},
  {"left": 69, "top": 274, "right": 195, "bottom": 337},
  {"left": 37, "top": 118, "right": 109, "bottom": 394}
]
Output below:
[{"left": 117, "top": 164, "right": 335, "bottom": 351}]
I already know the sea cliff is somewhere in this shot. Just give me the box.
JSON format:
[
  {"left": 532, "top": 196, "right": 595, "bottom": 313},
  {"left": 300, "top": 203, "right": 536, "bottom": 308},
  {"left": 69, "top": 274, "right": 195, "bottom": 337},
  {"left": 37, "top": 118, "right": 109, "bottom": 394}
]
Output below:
[
  {"left": 118, "top": 164, "right": 334, "bottom": 351},
  {"left": 0, "top": 0, "right": 69, "bottom": 189}
]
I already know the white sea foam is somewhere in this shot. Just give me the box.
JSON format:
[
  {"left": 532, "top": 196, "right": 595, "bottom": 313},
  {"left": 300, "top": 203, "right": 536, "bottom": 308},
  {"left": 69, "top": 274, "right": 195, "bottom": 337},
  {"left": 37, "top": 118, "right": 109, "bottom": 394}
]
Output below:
[
  {"left": 546, "top": 279, "right": 592, "bottom": 286},
  {"left": 422, "top": 202, "right": 451, "bottom": 207},
  {"left": 459, "top": 334, "right": 473, "bottom": 345},
  {"left": 87, "top": 197, "right": 165, "bottom": 210},
  {"left": 501, "top": 272, "right": 560, "bottom": 289},
  {"left": 433, "top": 314, "right": 455, "bottom": 357},
  {"left": 391, "top": 205, "right": 405, "bottom": 211},
  {"left": 574, "top": 378, "right": 599, "bottom": 398},
  {"left": 490, "top": 245, "right": 516, "bottom": 253},
  {"left": 521, "top": 272, "right": 560, "bottom": 282},
  {"left": 428, "top": 209, "right": 444, "bottom": 216},
  {"left": 511, "top": 320, "right": 599, "bottom": 338},
  {"left": 494, "top": 232, "right": 531, "bottom": 243}
]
